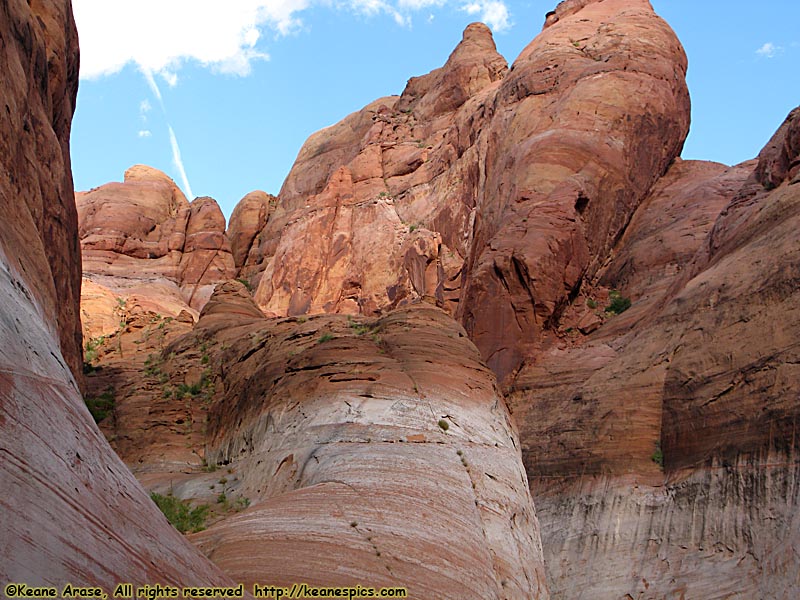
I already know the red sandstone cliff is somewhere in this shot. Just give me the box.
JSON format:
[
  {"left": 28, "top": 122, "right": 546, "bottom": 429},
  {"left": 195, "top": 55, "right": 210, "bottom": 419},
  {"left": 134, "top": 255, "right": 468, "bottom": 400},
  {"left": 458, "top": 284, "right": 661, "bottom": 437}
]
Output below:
[
  {"left": 49, "top": 0, "right": 800, "bottom": 597},
  {"left": 507, "top": 111, "right": 800, "bottom": 597},
  {"left": 229, "top": 0, "right": 690, "bottom": 386}
]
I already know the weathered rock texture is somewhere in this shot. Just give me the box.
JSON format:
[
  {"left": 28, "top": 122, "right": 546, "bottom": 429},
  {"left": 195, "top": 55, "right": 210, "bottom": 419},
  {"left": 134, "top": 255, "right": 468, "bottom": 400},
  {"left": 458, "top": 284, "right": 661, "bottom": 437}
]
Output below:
[
  {"left": 0, "top": 0, "right": 82, "bottom": 380},
  {"left": 78, "top": 166, "right": 238, "bottom": 338},
  {"left": 0, "top": 0, "right": 235, "bottom": 590},
  {"left": 190, "top": 284, "right": 548, "bottom": 598},
  {"left": 508, "top": 107, "right": 800, "bottom": 598},
  {"left": 83, "top": 282, "right": 550, "bottom": 598},
  {"left": 70, "top": 0, "right": 800, "bottom": 597},
  {"left": 245, "top": 22, "right": 508, "bottom": 319},
  {"left": 458, "top": 0, "right": 690, "bottom": 381},
  {"left": 226, "top": 190, "right": 275, "bottom": 276}
]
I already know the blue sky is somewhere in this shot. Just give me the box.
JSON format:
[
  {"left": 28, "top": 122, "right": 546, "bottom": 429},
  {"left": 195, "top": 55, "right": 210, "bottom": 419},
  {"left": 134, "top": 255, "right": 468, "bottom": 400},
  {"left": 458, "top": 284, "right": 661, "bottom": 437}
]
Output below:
[{"left": 71, "top": 1, "right": 800, "bottom": 218}]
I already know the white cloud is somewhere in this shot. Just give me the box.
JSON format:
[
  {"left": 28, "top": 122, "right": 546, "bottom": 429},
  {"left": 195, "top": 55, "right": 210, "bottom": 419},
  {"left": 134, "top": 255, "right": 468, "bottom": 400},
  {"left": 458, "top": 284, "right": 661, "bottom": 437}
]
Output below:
[
  {"left": 141, "top": 68, "right": 164, "bottom": 106},
  {"left": 73, "top": 0, "right": 296, "bottom": 80},
  {"left": 756, "top": 42, "right": 782, "bottom": 58},
  {"left": 139, "top": 99, "right": 152, "bottom": 114},
  {"left": 138, "top": 130, "right": 152, "bottom": 138},
  {"left": 168, "top": 126, "right": 194, "bottom": 199},
  {"left": 463, "top": 1, "right": 510, "bottom": 32},
  {"left": 73, "top": 0, "right": 512, "bottom": 82}
]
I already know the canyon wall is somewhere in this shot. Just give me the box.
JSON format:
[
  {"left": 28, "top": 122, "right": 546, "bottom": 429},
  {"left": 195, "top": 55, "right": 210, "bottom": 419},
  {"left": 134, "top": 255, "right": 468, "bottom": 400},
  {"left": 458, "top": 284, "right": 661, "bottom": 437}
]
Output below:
[
  {"left": 508, "top": 110, "right": 800, "bottom": 597},
  {"left": 0, "top": 0, "right": 236, "bottom": 590},
  {"left": 68, "top": 0, "right": 800, "bottom": 598},
  {"left": 229, "top": 0, "right": 690, "bottom": 385}
]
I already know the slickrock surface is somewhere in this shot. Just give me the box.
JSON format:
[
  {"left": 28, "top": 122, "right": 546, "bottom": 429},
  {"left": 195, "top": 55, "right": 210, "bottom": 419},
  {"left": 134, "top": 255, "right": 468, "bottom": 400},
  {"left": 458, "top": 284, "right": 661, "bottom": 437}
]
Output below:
[
  {"left": 0, "top": 0, "right": 237, "bottom": 590},
  {"left": 0, "top": 0, "right": 82, "bottom": 379},
  {"left": 183, "top": 284, "right": 548, "bottom": 599},
  {"left": 83, "top": 281, "right": 550, "bottom": 598},
  {"left": 507, "top": 110, "right": 800, "bottom": 598}
]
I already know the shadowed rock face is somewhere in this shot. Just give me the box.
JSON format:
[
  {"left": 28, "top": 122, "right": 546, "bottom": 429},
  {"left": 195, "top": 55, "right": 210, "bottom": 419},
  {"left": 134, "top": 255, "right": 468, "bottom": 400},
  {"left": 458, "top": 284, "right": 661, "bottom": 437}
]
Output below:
[
  {"left": 507, "top": 107, "right": 800, "bottom": 598},
  {"left": 226, "top": 190, "right": 275, "bottom": 274},
  {"left": 0, "top": 0, "right": 82, "bottom": 380},
  {"left": 0, "top": 0, "right": 233, "bottom": 590},
  {"left": 459, "top": 0, "right": 690, "bottom": 381}
]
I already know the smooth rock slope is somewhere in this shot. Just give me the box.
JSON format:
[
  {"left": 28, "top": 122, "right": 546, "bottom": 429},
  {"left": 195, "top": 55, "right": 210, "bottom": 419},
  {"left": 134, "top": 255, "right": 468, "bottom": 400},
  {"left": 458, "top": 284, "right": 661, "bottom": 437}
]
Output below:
[{"left": 0, "top": 0, "right": 238, "bottom": 590}]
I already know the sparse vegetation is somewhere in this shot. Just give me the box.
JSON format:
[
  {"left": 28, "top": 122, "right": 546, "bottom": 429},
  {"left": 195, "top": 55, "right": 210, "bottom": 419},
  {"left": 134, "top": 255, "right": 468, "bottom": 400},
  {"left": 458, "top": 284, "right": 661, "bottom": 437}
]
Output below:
[
  {"left": 201, "top": 459, "right": 218, "bottom": 473},
  {"left": 144, "top": 353, "right": 163, "bottom": 377},
  {"left": 236, "top": 277, "right": 253, "bottom": 292},
  {"left": 318, "top": 333, "right": 334, "bottom": 343},
  {"left": 150, "top": 491, "right": 209, "bottom": 533},
  {"left": 438, "top": 419, "right": 450, "bottom": 432},
  {"left": 177, "top": 382, "right": 203, "bottom": 398},
  {"left": 652, "top": 442, "right": 664, "bottom": 468},
  {"left": 605, "top": 290, "right": 631, "bottom": 315},
  {"left": 84, "top": 389, "right": 115, "bottom": 423},
  {"left": 83, "top": 335, "right": 106, "bottom": 364},
  {"left": 586, "top": 298, "right": 597, "bottom": 309},
  {"left": 349, "top": 319, "right": 371, "bottom": 336},
  {"left": 409, "top": 224, "right": 419, "bottom": 233}
]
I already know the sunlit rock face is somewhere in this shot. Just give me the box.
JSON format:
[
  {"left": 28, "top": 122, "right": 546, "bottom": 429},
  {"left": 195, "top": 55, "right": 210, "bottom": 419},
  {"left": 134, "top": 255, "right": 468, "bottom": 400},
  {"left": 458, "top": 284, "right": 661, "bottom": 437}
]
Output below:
[
  {"left": 77, "top": 166, "right": 237, "bottom": 327},
  {"left": 234, "top": 1, "right": 690, "bottom": 387}
]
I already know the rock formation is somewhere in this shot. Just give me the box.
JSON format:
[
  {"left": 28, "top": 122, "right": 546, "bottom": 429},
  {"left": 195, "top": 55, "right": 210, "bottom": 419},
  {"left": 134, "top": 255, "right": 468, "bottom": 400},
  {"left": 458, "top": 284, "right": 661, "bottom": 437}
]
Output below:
[
  {"left": 191, "top": 284, "right": 548, "bottom": 598},
  {"left": 226, "top": 190, "right": 275, "bottom": 276},
  {"left": 459, "top": 0, "right": 690, "bottom": 381},
  {"left": 81, "top": 279, "right": 550, "bottom": 598},
  {"left": 0, "top": 0, "right": 237, "bottom": 590},
  {"left": 507, "top": 112, "right": 800, "bottom": 597},
  {"left": 78, "top": 166, "right": 237, "bottom": 339},
  {"left": 9, "top": 0, "right": 797, "bottom": 597},
  {"left": 228, "top": 1, "right": 691, "bottom": 387}
]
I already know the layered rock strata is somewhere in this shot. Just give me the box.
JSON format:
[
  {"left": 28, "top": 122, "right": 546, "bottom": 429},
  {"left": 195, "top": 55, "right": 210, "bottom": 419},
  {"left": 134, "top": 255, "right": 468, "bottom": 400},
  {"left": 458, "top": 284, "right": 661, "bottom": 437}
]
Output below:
[
  {"left": 0, "top": 0, "right": 236, "bottom": 589},
  {"left": 508, "top": 110, "right": 800, "bottom": 598},
  {"left": 77, "top": 166, "right": 237, "bottom": 338},
  {"left": 190, "top": 284, "right": 549, "bottom": 598},
  {"left": 83, "top": 281, "right": 550, "bottom": 598}
]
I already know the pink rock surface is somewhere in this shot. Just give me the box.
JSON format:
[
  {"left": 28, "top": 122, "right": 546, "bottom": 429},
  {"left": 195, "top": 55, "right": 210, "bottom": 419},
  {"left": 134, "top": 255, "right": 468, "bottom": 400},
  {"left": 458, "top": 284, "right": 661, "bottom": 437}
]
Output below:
[
  {"left": 0, "top": 1, "right": 240, "bottom": 590},
  {"left": 508, "top": 110, "right": 800, "bottom": 597},
  {"left": 191, "top": 285, "right": 549, "bottom": 598}
]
